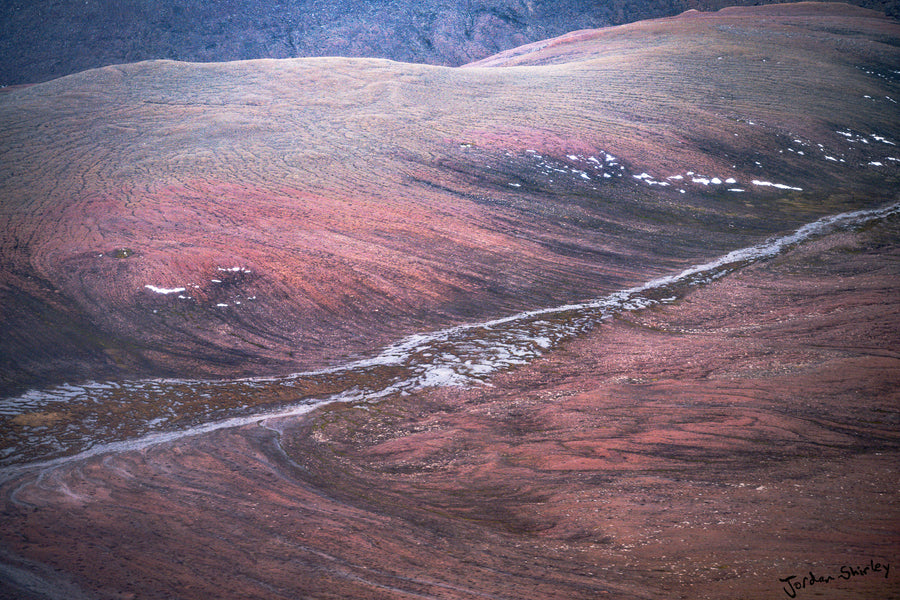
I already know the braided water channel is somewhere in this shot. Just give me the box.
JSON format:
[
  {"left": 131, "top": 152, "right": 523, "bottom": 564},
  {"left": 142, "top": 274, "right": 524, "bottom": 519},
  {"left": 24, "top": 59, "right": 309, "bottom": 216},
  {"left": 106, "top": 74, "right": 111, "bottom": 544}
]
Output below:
[{"left": 2, "top": 202, "right": 898, "bottom": 475}]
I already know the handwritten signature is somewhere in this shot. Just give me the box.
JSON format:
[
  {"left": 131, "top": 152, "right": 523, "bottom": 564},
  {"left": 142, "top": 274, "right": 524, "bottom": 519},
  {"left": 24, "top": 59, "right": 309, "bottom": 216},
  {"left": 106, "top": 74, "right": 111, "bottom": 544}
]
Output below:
[{"left": 779, "top": 559, "right": 890, "bottom": 598}]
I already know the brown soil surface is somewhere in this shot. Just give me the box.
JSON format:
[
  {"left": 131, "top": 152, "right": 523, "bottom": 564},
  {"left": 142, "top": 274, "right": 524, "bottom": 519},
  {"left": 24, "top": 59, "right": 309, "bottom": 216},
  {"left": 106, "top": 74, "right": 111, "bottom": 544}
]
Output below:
[
  {"left": 1, "top": 196, "right": 897, "bottom": 600},
  {"left": 1, "top": 5, "right": 898, "bottom": 599}
]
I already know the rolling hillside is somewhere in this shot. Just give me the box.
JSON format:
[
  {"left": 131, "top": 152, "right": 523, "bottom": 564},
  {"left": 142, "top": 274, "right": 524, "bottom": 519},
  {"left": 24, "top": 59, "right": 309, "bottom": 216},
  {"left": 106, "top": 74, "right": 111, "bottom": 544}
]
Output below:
[
  {"left": 0, "top": 4, "right": 898, "bottom": 599},
  {"left": 1, "top": 3, "right": 898, "bottom": 398}
]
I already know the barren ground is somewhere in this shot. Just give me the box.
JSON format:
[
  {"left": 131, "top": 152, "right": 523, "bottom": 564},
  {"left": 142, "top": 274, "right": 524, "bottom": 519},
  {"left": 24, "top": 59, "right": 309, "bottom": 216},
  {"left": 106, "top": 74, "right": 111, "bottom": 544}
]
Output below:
[
  {"left": 1, "top": 198, "right": 897, "bottom": 600},
  {"left": 0, "top": 5, "right": 898, "bottom": 599}
]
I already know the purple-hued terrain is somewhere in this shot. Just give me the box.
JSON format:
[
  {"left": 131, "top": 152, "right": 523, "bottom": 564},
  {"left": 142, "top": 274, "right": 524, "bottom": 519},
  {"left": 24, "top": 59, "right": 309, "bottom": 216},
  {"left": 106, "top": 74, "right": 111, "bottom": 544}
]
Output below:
[{"left": 0, "top": 3, "right": 898, "bottom": 599}]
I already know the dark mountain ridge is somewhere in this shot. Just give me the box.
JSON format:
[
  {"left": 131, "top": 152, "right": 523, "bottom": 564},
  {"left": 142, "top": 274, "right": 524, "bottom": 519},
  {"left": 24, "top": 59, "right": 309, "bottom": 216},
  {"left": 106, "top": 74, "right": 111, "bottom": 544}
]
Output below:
[{"left": 1, "top": 0, "right": 898, "bottom": 87}]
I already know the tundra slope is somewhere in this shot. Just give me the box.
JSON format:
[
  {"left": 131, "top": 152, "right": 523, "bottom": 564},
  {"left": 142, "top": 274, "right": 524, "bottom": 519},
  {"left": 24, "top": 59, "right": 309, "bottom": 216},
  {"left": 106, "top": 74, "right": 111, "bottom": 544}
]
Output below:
[
  {"left": 2, "top": 199, "right": 898, "bottom": 599},
  {"left": 1, "top": 3, "right": 898, "bottom": 399},
  {"left": 0, "top": 4, "right": 899, "bottom": 600}
]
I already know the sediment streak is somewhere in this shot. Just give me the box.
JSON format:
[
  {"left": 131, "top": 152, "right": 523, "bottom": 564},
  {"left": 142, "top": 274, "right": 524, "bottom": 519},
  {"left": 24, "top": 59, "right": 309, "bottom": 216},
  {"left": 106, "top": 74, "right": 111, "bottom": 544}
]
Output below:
[{"left": 2, "top": 201, "right": 898, "bottom": 477}]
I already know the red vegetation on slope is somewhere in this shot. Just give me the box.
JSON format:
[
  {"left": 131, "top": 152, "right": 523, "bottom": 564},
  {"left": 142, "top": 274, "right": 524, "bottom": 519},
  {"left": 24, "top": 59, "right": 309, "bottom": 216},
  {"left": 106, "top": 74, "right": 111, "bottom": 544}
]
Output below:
[
  {"left": 1, "top": 4, "right": 898, "bottom": 395},
  {"left": 2, "top": 206, "right": 897, "bottom": 600},
  {"left": 0, "top": 7, "right": 898, "bottom": 597}
]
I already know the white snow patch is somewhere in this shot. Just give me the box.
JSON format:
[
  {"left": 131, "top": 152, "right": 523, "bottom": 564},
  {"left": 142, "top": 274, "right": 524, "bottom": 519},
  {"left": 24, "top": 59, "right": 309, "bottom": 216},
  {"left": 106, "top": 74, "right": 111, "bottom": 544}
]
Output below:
[
  {"left": 144, "top": 285, "right": 186, "bottom": 295},
  {"left": 752, "top": 180, "right": 803, "bottom": 191}
]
